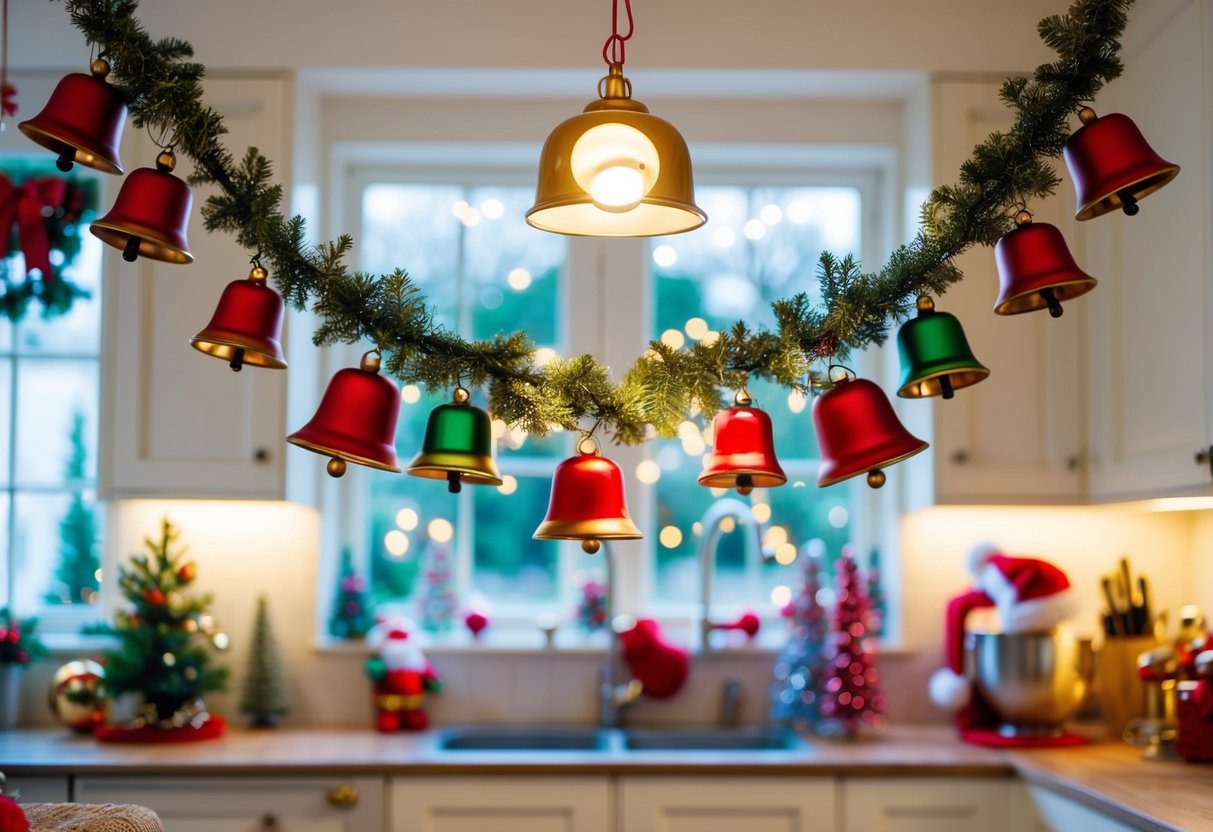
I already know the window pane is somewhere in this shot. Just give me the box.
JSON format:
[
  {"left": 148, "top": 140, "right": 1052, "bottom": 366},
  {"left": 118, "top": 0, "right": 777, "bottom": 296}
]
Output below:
[
  {"left": 472, "top": 475, "right": 557, "bottom": 602},
  {"left": 367, "top": 474, "right": 459, "bottom": 608},
  {"left": 14, "top": 360, "right": 99, "bottom": 486},
  {"left": 650, "top": 185, "right": 862, "bottom": 605},
  {"left": 15, "top": 234, "right": 105, "bottom": 356},
  {"left": 11, "top": 491, "right": 102, "bottom": 611},
  {"left": 0, "top": 493, "right": 8, "bottom": 605},
  {"left": 0, "top": 359, "right": 10, "bottom": 485}
]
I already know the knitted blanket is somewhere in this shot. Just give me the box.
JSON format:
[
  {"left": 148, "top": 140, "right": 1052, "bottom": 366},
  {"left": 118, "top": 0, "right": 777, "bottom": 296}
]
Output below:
[{"left": 23, "top": 803, "right": 166, "bottom": 832}]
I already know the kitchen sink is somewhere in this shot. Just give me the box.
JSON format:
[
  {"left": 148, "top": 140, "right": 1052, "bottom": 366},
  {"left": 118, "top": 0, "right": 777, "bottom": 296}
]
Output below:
[
  {"left": 435, "top": 726, "right": 614, "bottom": 751},
  {"left": 622, "top": 726, "right": 808, "bottom": 752}
]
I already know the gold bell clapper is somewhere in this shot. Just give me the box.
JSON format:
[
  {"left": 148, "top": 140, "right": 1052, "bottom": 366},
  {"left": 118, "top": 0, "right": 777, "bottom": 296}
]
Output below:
[
  {"left": 813, "top": 371, "right": 928, "bottom": 489},
  {"left": 993, "top": 211, "right": 1097, "bottom": 318},
  {"left": 533, "top": 435, "right": 643, "bottom": 554},
  {"left": 90, "top": 148, "right": 193, "bottom": 264},
  {"left": 895, "top": 296, "right": 989, "bottom": 399},
  {"left": 19, "top": 58, "right": 127, "bottom": 175},
  {"left": 190, "top": 265, "right": 287, "bottom": 371},
  {"left": 407, "top": 387, "right": 503, "bottom": 493},
  {"left": 287, "top": 351, "right": 402, "bottom": 478},
  {"left": 698, "top": 390, "right": 786, "bottom": 495},
  {"left": 1064, "top": 107, "right": 1180, "bottom": 221}
]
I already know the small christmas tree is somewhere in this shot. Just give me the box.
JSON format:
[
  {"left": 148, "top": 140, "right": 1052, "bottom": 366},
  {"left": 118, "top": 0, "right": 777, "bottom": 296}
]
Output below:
[
  {"left": 820, "top": 546, "right": 886, "bottom": 737},
  {"left": 91, "top": 518, "right": 229, "bottom": 725},
  {"left": 770, "top": 539, "right": 831, "bottom": 731},
  {"left": 575, "top": 571, "right": 607, "bottom": 633},
  {"left": 328, "top": 547, "right": 374, "bottom": 640},
  {"left": 45, "top": 411, "right": 99, "bottom": 606},
  {"left": 415, "top": 544, "right": 457, "bottom": 632},
  {"left": 241, "top": 595, "right": 290, "bottom": 727}
]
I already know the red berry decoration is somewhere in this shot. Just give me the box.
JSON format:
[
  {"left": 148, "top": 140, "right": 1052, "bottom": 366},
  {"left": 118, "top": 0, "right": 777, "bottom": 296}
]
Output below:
[
  {"left": 464, "top": 610, "right": 489, "bottom": 638},
  {"left": 177, "top": 562, "right": 196, "bottom": 582},
  {"left": 145, "top": 588, "right": 166, "bottom": 606}
]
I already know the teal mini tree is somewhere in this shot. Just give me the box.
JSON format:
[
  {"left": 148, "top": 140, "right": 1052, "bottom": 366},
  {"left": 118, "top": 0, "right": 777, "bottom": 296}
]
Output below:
[
  {"left": 241, "top": 595, "right": 290, "bottom": 727},
  {"left": 328, "top": 547, "right": 374, "bottom": 640},
  {"left": 92, "top": 518, "right": 229, "bottom": 725},
  {"left": 416, "top": 544, "right": 457, "bottom": 632},
  {"left": 45, "top": 411, "right": 99, "bottom": 606},
  {"left": 770, "top": 540, "right": 831, "bottom": 731}
]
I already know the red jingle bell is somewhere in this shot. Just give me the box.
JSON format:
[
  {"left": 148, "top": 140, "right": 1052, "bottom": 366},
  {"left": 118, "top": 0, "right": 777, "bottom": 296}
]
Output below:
[
  {"left": 91, "top": 149, "right": 192, "bottom": 264},
  {"left": 190, "top": 265, "right": 287, "bottom": 371},
  {"left": 19, "top": 59, "right": 126, "bottom": 175},
  {"left": 698, "top": 390, "right": 786, "bottom": 495},
  {"left": 533, "top": 436, "right": 643, "bottom": 554},
  {"left": 813, "top": 373, "right": 927, "bottom": 489},
  {"left": 287, "top": 351, "right": 401, "bottom": 478},
  {"left": 1064, "top": 107, "right": 1179, "bottom": 221},
  {"left": 994, "top": 211, "right": 1096, "bottom": 318}
]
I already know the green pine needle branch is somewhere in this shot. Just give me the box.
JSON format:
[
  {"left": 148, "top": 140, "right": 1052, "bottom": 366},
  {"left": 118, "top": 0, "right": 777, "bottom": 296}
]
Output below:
[{"left": 60, "top": 0, "right": 1133, "bottom": 443}]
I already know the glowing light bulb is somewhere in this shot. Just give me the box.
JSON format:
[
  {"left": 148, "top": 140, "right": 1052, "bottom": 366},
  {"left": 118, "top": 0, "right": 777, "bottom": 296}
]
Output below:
[{"left": 590, "top": 164, "right": 645, "bottom": 211}]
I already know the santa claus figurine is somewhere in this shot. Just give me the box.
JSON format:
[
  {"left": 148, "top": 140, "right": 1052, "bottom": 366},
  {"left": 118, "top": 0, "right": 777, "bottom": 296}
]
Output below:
[
  {"left": 366, "top": 618, "right": 442, "bottom": 732},
  {"left": 929, "top": 542, "right": 1079, "bottom": 743}
]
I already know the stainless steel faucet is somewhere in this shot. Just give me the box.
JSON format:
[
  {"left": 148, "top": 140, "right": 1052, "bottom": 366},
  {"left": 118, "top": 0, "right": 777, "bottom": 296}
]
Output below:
[
  {"left": 598, "top": 541, "right": 643, "bottom": 727},
  {"left": 698, "top": 497, "right": 768, "bottom": 652}
]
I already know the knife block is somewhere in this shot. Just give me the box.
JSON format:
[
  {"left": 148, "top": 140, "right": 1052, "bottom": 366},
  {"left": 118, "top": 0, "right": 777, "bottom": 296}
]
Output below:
[{"left": 1096, "top": 635, "right": 1158, "bottom": 740}]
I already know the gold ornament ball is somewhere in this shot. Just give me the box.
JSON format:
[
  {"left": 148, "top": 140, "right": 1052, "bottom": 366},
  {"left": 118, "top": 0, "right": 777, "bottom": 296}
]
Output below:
[
  {"left": 866, "top": 469, "right": 887, "bottom": 489},
  {"left": 156, "top": 149, "right": 177, "bottom": 172},
  {"left": 48, "top": 660, "right": 108, "bottom": 733},
  {"left": 90, "top": 58, "right": 111, "bottom": 78},
  {"left": 327, "top": 457, "right": 347, "bottom": 478},
  {"left": 581, "top": 539, "right": 601, "bottom": 555}
]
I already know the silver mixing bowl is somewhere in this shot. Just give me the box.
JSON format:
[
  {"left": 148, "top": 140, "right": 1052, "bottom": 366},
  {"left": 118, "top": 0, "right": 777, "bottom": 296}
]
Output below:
[{"left": 966, "top": 629, "right": 1095, "bottom": 738}]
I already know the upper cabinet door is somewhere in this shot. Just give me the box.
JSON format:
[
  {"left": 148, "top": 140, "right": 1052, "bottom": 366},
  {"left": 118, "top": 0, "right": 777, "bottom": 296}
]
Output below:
[
  {"left": 930, "top": 81, "right": 1085, "bottom": 504},
  {"left": 1083, "top": 0, "right": 1212, "bottom": 500},
  {"left": 99, "top": 77, "right": 291, "bottom": 500}
]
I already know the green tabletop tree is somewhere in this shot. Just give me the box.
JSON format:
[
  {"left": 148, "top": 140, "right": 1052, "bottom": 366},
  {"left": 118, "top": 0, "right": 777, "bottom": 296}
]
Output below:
[{"left": 241, "top": 595, "right": 290, "bottom": 727}]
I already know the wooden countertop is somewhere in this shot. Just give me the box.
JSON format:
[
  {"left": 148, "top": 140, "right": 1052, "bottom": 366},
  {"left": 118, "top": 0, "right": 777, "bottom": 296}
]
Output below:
[{"left": 1, "top": 725, "right": 1210, "bottom": 831}]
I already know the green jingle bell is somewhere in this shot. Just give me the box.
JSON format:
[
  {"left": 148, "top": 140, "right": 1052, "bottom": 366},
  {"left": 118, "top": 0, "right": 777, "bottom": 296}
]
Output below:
[
  {"left": 407, "top": 387, "right": 503, "bottom": 493},
  {"left": 896, "top": 296, "right": 989, "bottom": 400}
]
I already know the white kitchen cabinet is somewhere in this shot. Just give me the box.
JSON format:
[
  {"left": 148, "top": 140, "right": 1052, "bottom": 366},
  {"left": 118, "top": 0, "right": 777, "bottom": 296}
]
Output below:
[
  {"left": 929, "top": 82, "right": 1085, "bottom": 504},
  {"left": 74, "top": 775, "right": 383, "bottom": 832},
  {"left": 842, "top": 777, "right": 1019, "bottom": 832},
  {"left": 1021, "top": 784, "right": 1139, "bottom": 832},
  {"left": 99, "top": 76, "right": 291, "bottom": 500},
  {"left": 618, "top": 776, "right": 837, "bottom": 832},
  {"left": 1082, "top": 0, "right": 1213, "bottom": 500},
  {"left": 390, "top": 776, "right": 611, "bottom": 832}
]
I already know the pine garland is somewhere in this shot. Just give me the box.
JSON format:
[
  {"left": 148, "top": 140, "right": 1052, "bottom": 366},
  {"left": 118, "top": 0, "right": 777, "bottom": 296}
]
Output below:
[{"left": 59, "top": 0, "right": 1132, "bottom": 444}]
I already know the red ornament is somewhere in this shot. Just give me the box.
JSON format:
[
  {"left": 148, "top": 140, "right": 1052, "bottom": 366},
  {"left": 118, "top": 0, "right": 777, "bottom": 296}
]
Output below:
[
  {"left": 698, "top": 392, "right": 786, "bottom": 495},
  {"left": 18, "top": 60, "right": 126, "bottom": 175},
  {"left": 287, "top": 351, "right": 401, "bottom": 478},
  {"left": 0, "top": 795, "right": 30, "bottom": 832},
  {"left": 533, "top": 438, "right": 643, "bottom": 554},
  {"left": 710, "top": 611, "right": 761, "bottom": 640},
  {"left": 145, "top": 588, "right": 166, "bottom": 606},
  {"left": 2, "top": 83, "right": 17, "bottom": 117},
  {"left": 1064, "top": 107, "right": 1180, "bottom": 221},
  {"left": 464, "top": 610, "right": 489, "bottom": 638},
  {"left": 177, "top": 563, "right": 196, "bottom": 583},
  {"left": 191, "top": 265, "right": 287, "bottom": 371},
  {"left": 993, "top": 213, "right": 1097, "bottom": 318},
  {"left": 813, "top": 375, "right": 927, "bottom": 489},
  {"left": 91, "top": 149, "right": 192, "bottom": 264}
]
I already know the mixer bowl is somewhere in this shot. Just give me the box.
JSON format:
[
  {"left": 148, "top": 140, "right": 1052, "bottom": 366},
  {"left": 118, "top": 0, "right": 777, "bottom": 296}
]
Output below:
[{"left": 966, "top": 629, "right": 1095, "bottom": 738}]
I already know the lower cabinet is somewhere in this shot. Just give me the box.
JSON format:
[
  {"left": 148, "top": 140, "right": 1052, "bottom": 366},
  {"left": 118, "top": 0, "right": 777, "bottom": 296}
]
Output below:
[
  {"left": 1021, "top": 784, "right": 1139, "bottom": 832},
  {"left": 390, "top": 776, "right": 611, "bottom": 832},
  {"left": 619, "top": 776, "right": 837, "bottom": 832},
  {"left": 73, "top": 776, "right": 384, "bottom": 832},
  {"left": 842, "top": 777, "right": 1021, "bottom": 832}
]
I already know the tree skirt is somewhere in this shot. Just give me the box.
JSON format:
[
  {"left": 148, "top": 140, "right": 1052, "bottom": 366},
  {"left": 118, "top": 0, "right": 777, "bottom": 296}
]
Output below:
[{"left": 95, "top": 714, "right": 226, "bottom": 744}]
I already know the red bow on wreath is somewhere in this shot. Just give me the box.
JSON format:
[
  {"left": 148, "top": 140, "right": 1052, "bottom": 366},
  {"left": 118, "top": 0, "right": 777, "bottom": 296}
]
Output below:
[
  {"left": 0, "top": 174, "right": 72, "bottom": 279},
  {"left": 1, "top": 84, "right": 15, "bottom": 117}
]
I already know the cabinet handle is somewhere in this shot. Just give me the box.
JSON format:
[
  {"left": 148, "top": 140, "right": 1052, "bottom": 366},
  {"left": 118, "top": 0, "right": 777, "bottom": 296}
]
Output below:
[
  {"left": 327, "top": 783, "right": 360, "bottom": 808},
  {"left": 1066, "top": 454, "right": 1080, "bottom": 472},
  {"left": 261, "top": 815, "right": 277, "bottom": 829},
  {"left": 253, "top": 447, "right": 271, "bottom": 464},
  {"left": 951, "top": 449, "right": 969, "bottom": 465},
  {"left": 1197, "top": 446, "right": 1213, "bottom": 475}
]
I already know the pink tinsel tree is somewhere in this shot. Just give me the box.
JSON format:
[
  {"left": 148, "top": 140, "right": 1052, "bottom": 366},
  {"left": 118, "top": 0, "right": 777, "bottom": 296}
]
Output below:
[{"left": 821, "top": 546, "right": 886, "bottom": 736}]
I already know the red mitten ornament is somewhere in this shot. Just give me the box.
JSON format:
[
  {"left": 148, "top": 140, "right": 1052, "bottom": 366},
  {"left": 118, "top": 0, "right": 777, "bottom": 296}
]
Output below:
[{"left": 619, "top": 618, "right": 689, "bottom": 699}]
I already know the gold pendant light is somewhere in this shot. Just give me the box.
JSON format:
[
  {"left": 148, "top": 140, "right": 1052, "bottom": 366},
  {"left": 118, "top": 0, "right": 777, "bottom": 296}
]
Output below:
[{"left": 526, "top": 0, "right": 705, "bottom": 237}]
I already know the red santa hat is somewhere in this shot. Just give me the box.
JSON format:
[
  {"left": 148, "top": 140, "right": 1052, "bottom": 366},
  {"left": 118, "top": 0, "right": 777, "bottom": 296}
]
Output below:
[{"left": 929, "top": 542, "right": 1078, "bottom": 712}]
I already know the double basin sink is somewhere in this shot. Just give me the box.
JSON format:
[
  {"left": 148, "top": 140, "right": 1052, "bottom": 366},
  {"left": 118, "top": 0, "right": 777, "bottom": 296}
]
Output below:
[{"left": 433, "top": 725, "right": 808, "bottom": 754}]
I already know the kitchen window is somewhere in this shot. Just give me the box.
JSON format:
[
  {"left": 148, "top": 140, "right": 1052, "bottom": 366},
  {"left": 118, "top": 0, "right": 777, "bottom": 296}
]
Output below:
[
  {"left": 0, "top": 160, "right": 105, "bottom": 629},
  {"left": 335, "top": 160, "right": 886, "bottom": 637}
]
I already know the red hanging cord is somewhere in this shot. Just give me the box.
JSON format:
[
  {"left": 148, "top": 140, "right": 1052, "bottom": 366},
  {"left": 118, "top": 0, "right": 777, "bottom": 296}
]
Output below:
[{"left": 601, "top": 0, "right": 634, "bottom": 66}]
